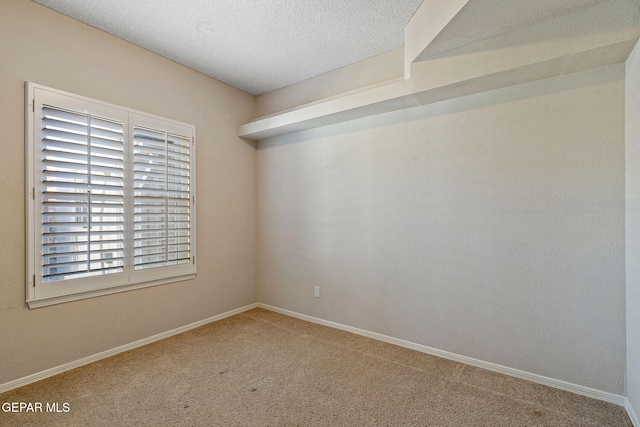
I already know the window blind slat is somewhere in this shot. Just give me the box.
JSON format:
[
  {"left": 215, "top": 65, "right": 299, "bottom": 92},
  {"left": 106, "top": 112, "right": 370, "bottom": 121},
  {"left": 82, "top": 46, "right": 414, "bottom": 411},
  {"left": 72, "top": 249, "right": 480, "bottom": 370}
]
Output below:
[
  {"left": 42, "top": 120, "right": 88, "bottom": 137},
  {"left": 134, "top": 235, "right": 189, "bottom": 245},
  {"left": 41, "top": 135, "right": 88, "bottom": 152},
  {"left": 134, "top": 238, "right": 166, "bottom": 248},
  {"left": 134, "top": 170, "right": 166, "bottom": 181},
  {"left": 42, "top": 106, "right": 87, "bottom": 124},
  {"left": 43, "top": 173, "right": 125, "bottom": 189},
  {"left": 42, "top": 149, "right": 91, "bottom": 165},
  {"left": 134, "top": 142, "right": 166, "bottom": 154},
  {"left": 90, "top": 128, "right": 123, "bottom": 143},
  {"left": 42, "top": 193, "right": 122, "bottom": 203},
  {"left": 43, "top": 249, "right": 124, "bottom": 266},
  {"left": 43, "top": 241, "right": 123, "bottom": 255},
  {"left": 167, "top": 158, "right": 189, "bottom": 169},
  {"left": 42, "top": 230, "right": 122, "bottom": 242}
]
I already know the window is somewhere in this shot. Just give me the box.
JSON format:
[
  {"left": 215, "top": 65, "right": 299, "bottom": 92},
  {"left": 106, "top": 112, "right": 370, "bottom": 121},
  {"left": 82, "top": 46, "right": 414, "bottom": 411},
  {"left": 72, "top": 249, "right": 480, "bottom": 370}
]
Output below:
[{"left": 26, "top": 83, "right": 196, "bottom": 308}]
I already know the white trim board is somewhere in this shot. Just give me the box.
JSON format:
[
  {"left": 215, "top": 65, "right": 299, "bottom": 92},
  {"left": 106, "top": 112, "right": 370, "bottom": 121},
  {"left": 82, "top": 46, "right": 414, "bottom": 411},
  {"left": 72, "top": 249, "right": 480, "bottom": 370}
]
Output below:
[
  {"left": 257, "top": 303, "right": 627, "bottom": 407},
  {"left": 0, "top": 303, "right": 258, "bottom": 394},
  {"left": 627, "top": 398, "right": 640, "bottom": 427}
]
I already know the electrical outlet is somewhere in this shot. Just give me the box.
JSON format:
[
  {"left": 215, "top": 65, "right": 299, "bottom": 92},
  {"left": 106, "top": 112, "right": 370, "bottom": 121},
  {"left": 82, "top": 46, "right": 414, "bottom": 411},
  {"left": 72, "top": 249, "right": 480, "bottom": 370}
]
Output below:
[{"left": 314, "top": 286, "right": 320, "bottom": 298}]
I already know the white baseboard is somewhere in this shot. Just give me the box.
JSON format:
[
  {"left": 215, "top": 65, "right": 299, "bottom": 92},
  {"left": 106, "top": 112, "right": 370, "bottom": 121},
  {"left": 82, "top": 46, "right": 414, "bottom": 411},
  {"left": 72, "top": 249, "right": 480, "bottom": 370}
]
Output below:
[
  {"left": 257, "top": 303, "right": 626, "bottom": 407},
  {"left": 2, "top": 300, "right": 630, "bottom": 415},
  {"left": 0, "top": 303, "right": 258, "bottom": 394},
  {"left": 627, "top": 398, "right": 640, "bottom": 427}
]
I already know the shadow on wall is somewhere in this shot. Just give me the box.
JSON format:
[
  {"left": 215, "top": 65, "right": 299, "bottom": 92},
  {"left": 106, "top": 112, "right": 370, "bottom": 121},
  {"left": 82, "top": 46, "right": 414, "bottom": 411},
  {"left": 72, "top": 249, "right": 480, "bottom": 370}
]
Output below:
[{"left": 256, "top": 64, "right": 623, "bottom": 148}]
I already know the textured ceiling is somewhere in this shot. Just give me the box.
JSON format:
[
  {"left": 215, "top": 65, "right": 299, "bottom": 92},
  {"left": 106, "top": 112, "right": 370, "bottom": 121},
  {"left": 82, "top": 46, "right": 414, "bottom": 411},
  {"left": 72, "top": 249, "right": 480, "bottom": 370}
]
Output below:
[{"left": 33, "top": 0, "right": 423, "bottom": 95}]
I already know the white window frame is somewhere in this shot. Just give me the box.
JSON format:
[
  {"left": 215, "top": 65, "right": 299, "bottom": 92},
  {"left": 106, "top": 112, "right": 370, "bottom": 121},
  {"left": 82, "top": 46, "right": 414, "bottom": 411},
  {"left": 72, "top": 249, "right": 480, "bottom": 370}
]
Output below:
[{"left": 25, "top": 82, "right": 197, "bottom": 308}]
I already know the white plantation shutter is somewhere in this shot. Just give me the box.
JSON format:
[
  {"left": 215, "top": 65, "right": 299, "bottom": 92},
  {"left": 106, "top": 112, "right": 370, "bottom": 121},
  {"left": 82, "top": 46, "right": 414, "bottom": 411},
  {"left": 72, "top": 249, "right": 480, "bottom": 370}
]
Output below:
[
  {"left": 129, "top": 113, "right": 194, "bottom": 284},
  {"left": 132, "top": 123, "right": 192, "bottom": 272},
  {"left": 27, "top": 83, "right": 196, "bottom": 307},
  {"left": 41, "top": 106, "right": 126, "bottom": 282}
]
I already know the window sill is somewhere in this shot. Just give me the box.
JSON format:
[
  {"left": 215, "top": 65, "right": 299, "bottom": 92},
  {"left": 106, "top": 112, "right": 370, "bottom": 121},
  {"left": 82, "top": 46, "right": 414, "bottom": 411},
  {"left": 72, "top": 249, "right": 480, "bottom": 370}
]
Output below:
[{"left": 26, "top": 273, "right": 197, "bottom": 309}]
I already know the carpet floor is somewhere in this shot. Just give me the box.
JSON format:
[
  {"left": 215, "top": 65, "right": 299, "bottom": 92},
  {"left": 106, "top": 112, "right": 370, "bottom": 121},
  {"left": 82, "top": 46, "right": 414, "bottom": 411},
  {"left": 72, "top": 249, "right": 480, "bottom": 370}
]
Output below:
[{"left": 0, "top": 307, "right": 632, "bottom": 426}]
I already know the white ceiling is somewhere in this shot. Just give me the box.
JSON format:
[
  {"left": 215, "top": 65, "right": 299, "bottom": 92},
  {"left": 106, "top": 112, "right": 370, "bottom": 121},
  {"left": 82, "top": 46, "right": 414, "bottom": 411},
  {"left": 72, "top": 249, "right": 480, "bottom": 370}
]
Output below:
[{"left": 33, "top": 0, "right": 423, "bottom": 96}]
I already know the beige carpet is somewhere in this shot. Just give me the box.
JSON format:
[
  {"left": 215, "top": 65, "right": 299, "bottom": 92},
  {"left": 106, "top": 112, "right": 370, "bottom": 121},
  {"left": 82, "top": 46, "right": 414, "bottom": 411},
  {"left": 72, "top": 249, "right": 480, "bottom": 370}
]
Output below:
[{"left": 0, "top": 308, "right": 632, "bottom": 426}]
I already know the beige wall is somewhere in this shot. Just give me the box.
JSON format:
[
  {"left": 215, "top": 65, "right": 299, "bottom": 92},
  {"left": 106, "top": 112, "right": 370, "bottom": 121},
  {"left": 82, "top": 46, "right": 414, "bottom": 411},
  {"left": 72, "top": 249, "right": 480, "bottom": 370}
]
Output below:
[
  {"left": 0, "top": 0, "right": 257, "bottom": 384},
  {"left": 626, "top": 38, "right": 640, "bottom": 417},
  {"left": 257, "top": 64, "right": 626, "bottom": 394}
]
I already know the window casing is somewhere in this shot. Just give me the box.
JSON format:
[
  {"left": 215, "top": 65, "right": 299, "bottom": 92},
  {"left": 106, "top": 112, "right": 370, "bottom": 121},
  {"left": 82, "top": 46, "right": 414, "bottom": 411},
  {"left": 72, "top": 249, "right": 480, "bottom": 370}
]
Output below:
[{"left": 26, "top": 83, "right": 196, "bottom": 308}]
